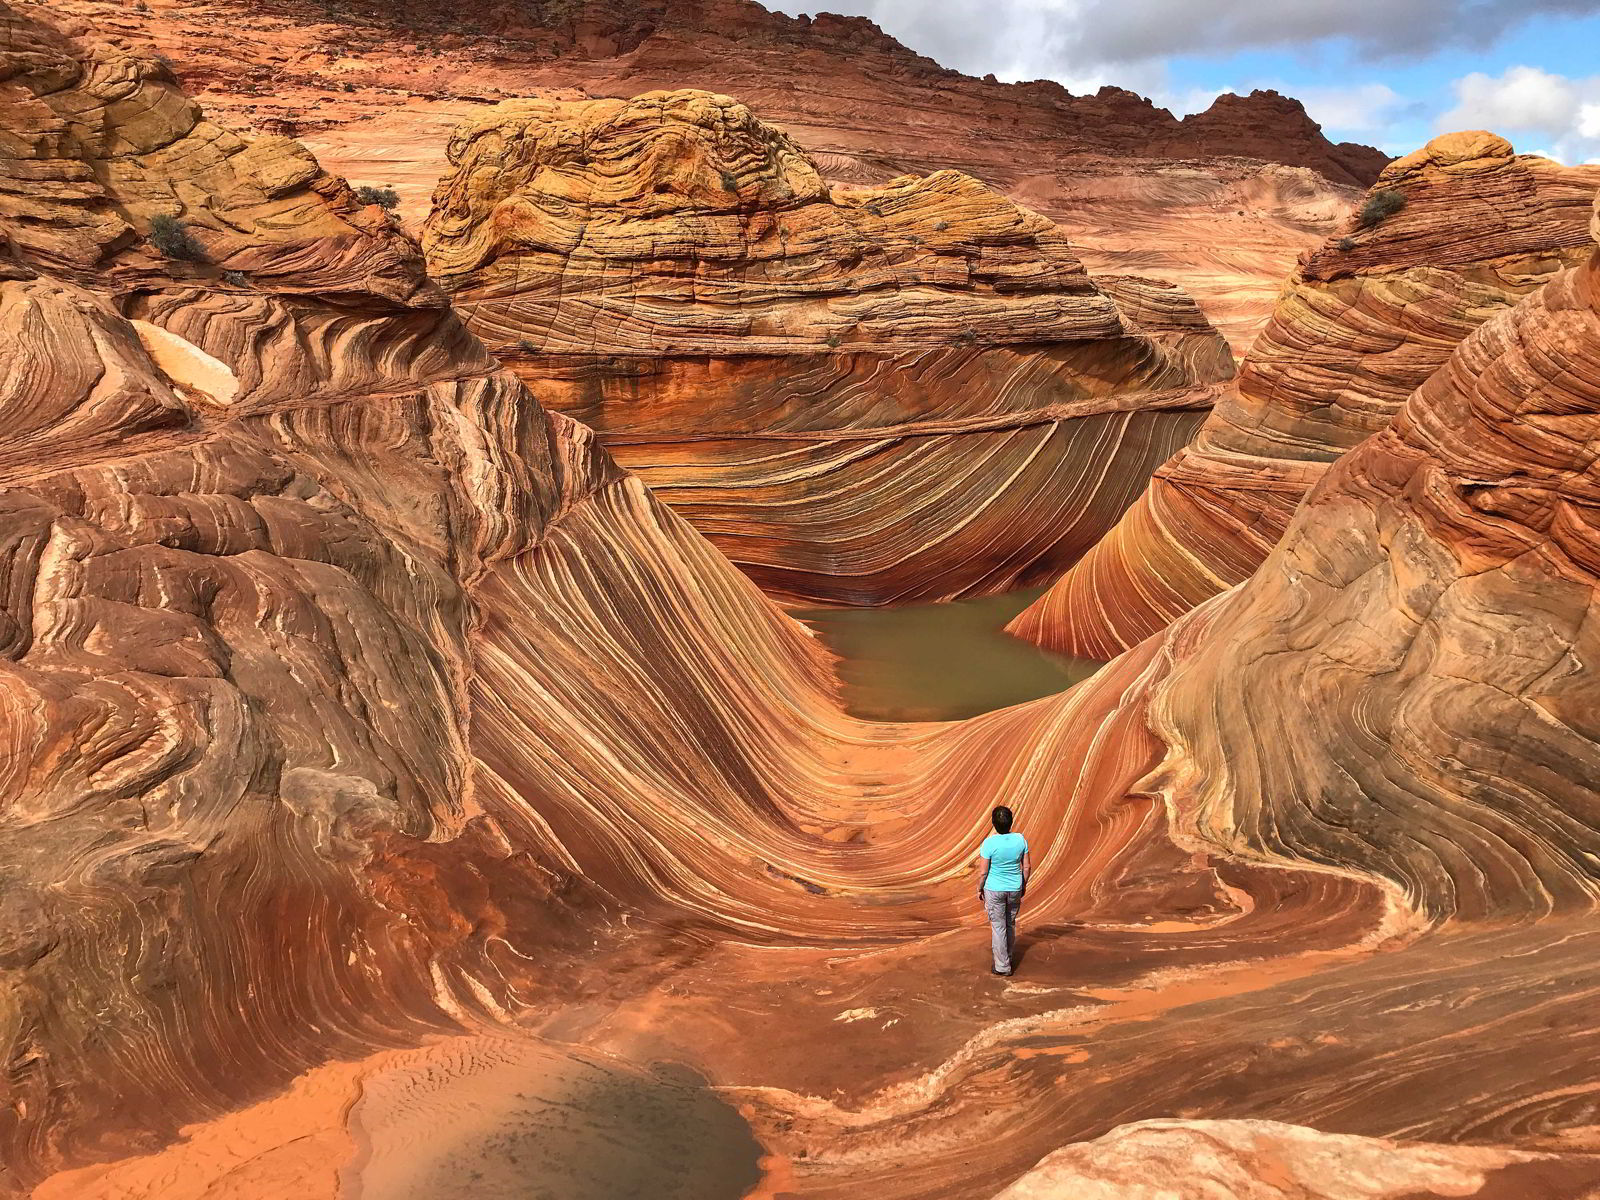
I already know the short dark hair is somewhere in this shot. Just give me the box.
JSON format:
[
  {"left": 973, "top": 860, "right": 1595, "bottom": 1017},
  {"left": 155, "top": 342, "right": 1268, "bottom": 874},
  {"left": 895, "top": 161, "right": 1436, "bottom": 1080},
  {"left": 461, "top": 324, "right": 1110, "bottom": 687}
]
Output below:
[{"left": 992, "top": 806, "right": 1013, "bottom": 834}]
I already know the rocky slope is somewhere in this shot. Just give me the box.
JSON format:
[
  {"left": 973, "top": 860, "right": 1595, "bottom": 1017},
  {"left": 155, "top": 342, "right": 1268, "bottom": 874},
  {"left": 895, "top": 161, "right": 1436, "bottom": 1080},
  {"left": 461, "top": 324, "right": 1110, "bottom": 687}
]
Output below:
[
  {"left": 0, "top": 7, "right": 1246, "bottom": 1187},
  {"left": 10, "top": 6, "right": 1600, "bottom": 1200},
  {"left": 424, "top": 90, "right": 1234, "bottom": 604},
  {"left": 34, "top": 0, "right": 1376, "bottom": 353},
  {"left": 994, "top": 1120, "right": 1600, "bottom": 1200},
  {"left": 1012, "top": 132, "right": 1600, "bottom": 657},
  {"left": 1146, "top": 201, "right": 1600, "bottom": 922}
]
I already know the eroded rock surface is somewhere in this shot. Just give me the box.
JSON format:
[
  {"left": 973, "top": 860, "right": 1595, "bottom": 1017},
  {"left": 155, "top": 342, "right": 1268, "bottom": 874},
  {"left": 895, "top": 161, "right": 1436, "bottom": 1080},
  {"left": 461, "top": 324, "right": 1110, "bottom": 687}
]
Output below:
[
  {"left": 1147, "top": 210, "right": 1600, "bottom": 922},
  {"left": 425, "top": 90, "right": 1234, "bottom": 604},
  {"left": 1012, "top": 132, "right": 1600, "bottom": 656},
  {"left": 0, "top": 9, "right": 1231, "bottom": 1188},
  {"left": 9, "top": 7, "right": 1600, "bottom": 1200},
  {"left": 993, "top": 1120, "right": 1600, "bottom": 1199},
  {"left": 35, "top": 0, "right": 1373, "bottom": 352}
]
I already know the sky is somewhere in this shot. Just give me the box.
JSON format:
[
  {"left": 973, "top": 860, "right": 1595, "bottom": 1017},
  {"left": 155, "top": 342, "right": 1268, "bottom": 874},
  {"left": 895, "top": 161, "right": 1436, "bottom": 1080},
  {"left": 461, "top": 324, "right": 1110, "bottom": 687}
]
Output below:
[{"left": 767, "top": 0, "right": 1600, "bottom": 161}]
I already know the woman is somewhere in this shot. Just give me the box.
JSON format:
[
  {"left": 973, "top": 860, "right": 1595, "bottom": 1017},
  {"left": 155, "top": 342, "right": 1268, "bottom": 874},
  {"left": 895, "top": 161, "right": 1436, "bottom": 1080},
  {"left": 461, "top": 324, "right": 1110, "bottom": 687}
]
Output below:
[{"left": 976, "top": 805, "right": 1030, "bottom": 976}]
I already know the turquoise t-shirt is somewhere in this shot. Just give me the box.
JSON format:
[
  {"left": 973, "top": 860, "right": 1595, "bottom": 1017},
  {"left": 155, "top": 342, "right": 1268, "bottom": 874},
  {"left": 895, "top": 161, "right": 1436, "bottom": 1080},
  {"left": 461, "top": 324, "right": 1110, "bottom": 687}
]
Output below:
[{"left": 980, "top": 832, "right": 1028, "bottom": 891}]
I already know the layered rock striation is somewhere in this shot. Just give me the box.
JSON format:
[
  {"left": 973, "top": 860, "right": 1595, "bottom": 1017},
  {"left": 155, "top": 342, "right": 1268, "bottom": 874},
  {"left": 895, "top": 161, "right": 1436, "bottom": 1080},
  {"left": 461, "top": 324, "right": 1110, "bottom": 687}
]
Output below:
[
  {"left": 424, "top": 90, "right": 1235, "bottom": 605},
  {"left": 1146, "top": 206, "right": 1600, "bottom": 922},
  {"left": 0, "top": 12, "right": 1228, "bottom": 1187},
  {"left": 11, "top": 6, "right": 1600, "bottom": 1198},
  {"left": 36, "top": 0, "right": 1375, "bottom": 353},
  {"left": 1011, "top": 132, "right": 1600, "bottom": 657}
]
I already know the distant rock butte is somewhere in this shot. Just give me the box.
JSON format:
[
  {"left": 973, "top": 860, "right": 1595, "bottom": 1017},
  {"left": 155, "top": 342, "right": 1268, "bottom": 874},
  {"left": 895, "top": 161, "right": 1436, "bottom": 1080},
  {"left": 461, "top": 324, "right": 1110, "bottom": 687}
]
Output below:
[
  {"left": 425, "top": 90, "right": 1236, "bottom": 605},
  {"left": 1158, "top": 89, "right": 1389, "bottom": 188},
  {"left": 37, "top": 0, "right": 1377, "bottom": 352},
  {"left": 1012, "top": 131, "right": 1600, "bottom": 657}
]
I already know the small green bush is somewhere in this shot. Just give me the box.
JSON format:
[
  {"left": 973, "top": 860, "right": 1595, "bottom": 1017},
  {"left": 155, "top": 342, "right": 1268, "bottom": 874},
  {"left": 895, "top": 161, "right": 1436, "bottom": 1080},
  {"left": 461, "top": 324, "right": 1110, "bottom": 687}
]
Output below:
[
  {"left": 1356, "top": 188, "right": 1406, "bottom": 230},
  {"left": 353, "top": 184, "right": 400, "bottom": 210},
  {"left": 148, "top": 213, "right": 207, "bottom": 262},
  {"left": 222, "top": 269, "right": 250, "bottom": 287},
  {"left": 515, "top": 339, "right": 539, "bottom": 354},
  {"left": 1336, "top": 237, "right": 1356, "bottom": 252}
]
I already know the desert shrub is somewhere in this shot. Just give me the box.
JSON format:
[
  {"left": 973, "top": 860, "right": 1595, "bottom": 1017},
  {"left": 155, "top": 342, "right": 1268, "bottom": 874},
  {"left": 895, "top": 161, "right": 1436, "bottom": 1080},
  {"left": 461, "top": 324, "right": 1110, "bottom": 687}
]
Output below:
[
  {"left": 516, "top": 339, "right": 539, "bottom": 353},
  {"left": 353, "top": 184, "right": 400, "bottom": 210},
  {"left": 222, "top": 269, "right": 250, "bottom": 287},
  {"left": 933, "top": 220, "right": 949, "bottom": 232},
  {"left": 823, "top": 333, "right": 842, "bottom": 348},
  {"left": 1356, "top": 188, "right": 1406, "bottom": 230},
  {"left": 147, "top": 213, "right": 207, "bottom": 262},
  {"left": 718, "top": 169, "right": 739, "bottom": 193},
  {"left": 955, "top": 327, "right": 980, "bottom": 346},
  {"left": 1336, "top": 237, "right": 1356, "bottom": 252}
]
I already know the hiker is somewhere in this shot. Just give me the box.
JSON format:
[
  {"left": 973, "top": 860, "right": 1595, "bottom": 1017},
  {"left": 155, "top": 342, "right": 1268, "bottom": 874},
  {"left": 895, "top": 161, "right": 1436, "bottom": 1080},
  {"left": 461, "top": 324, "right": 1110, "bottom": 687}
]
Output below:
[{"left": 976, "top": 805, "right": 1029, "bottom": 976}]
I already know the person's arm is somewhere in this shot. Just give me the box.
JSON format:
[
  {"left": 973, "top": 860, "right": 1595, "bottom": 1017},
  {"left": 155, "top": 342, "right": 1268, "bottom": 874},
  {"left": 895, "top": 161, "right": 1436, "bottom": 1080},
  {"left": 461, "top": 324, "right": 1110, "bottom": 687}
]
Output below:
[
  {"left": 976, "top": 853, "right": 990, "bottom": 898},
  {"left": 1020, "top": 850, "right": 1032, "bottom": 895}
]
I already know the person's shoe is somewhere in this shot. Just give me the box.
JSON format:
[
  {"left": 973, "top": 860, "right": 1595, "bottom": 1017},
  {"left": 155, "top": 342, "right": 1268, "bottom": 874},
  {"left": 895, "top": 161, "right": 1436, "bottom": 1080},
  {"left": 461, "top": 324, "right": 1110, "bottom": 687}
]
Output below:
[{"left": 992, "top": 968, "right": 1012, "bottom": 976}]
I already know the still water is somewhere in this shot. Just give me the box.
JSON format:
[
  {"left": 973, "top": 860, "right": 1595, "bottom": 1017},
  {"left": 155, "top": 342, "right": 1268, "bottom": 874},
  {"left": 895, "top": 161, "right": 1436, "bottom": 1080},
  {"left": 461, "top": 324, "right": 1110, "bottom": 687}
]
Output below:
[{"left": 797, "top": 587, "right": 1107, "bottom": 722}]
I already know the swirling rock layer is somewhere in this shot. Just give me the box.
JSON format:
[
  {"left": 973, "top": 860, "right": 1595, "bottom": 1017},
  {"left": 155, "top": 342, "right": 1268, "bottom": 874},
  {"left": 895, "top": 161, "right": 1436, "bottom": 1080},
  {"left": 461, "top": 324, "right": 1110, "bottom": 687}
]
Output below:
[
  {"left": 0, "top": 9, "right": 1227, "bottom": 1187},
  {"left": 1012, "top": 132, "right": 1600, "bottom": 656},
  {"left": 1148, "top": 231, "right": 1600, "bottom": 923},
  {"left": 425, "top": 92, "right": 1234, "bottom": 604},
  {"left": 36, "top": 0, "right": 1370, "bottom": 354},
  {"left": 994, "top": 1120, "right": 1600, "bottom": 1200},
  {"left": 11, "top": 9, "right": 1600, "bottom": 1200}
]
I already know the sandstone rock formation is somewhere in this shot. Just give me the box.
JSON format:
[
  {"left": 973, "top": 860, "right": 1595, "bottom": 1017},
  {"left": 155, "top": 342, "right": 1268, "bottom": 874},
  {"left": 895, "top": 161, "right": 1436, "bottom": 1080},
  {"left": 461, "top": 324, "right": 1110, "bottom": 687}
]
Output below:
[
  {"left": 424, "top": 90, "right": 1235, "bottom": 605},
  {"left": 1145, "top": 208, "right": 1600, "bottom": 922},
  {"left": 993, "top": 1120, "right": 1600, "bottom": 1199},
  {"left": 38, "top": 0, "right": 1375, "bottom": 352},
  {"left": 0, "top": 9, "right": 1232, "bottom": 1187},
  {"left": 12, "top": 6, "right": 1600, "bottom": 1199},
  {"left": 1011, "top": 132, "right": 1600, "bottom": 657},
  {"left": 1157, "top": 90, "right": 1387, "bottom": 187}
]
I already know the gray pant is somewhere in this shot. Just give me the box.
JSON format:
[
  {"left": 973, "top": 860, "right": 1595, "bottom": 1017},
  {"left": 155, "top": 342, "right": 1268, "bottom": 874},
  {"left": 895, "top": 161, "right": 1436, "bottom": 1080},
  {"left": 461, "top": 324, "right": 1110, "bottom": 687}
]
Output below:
[{"left": 983, "top": 889, "right": 1022, "bottom": 973}]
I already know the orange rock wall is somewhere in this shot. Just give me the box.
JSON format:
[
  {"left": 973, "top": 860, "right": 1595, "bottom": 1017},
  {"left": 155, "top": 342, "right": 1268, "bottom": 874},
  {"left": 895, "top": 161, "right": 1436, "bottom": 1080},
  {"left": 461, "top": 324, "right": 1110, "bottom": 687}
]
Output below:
[
  {"left": 1013, "top": 133, "right": 1600, "bottom": 656},
  {"left": 426, "top": 92, "right": 1235, "bottom": 604}
]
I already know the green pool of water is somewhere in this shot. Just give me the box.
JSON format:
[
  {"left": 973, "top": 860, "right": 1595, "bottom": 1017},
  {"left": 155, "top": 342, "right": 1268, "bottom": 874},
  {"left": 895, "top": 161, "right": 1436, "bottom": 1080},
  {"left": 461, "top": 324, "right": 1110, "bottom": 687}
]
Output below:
[{"left": 796, "top": 587, "right": 1106, "bottom": 722}]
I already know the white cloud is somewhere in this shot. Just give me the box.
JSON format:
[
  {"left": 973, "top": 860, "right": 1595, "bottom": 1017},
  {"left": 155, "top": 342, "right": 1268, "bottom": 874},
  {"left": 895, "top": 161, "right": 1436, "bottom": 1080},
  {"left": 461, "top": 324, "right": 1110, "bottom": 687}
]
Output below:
[
  {"left": 1077, "top": 0, "right": 1598, "bottom": 65},
  {"left": 1437, "top": 65, "right": 1600, "bottom": 162},
  {"left": 772, "top": 0, "right": 1597, "bottom": 75},
  {"left": 1293, "top": 83, "right": 1409, "bottom": 133},
  {"left": 1440, "top": 66, "right": 1584, "bottom": 131},
  {"left": 770, "top": 1, "right": 1600, "bottom": 154}
]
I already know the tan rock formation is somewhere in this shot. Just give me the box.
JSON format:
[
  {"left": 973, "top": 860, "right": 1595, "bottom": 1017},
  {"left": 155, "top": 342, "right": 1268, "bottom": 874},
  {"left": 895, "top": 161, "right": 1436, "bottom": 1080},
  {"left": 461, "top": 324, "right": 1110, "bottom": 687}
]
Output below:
[
  {"left": 0, "top": 9, "right": 1228, "bottom": 1186},
  {"left": 12, "top": 7, "right": 1600, "bottom": 1200},
  {"left": 993, "top": 1120, "right": 1600, "bottom": 1199},
  {"left": 424, "top": 90, "right": 1235, "bottom": 605},
  {"left": 1011, "top": 133, "right": 1600, "bottom": 657},
  {"left": 33, "top": 0, "right": 1371, "bottom": 353},
  {"left": 1145, "top": 218, "right": 1600, "bottom": 922}
]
